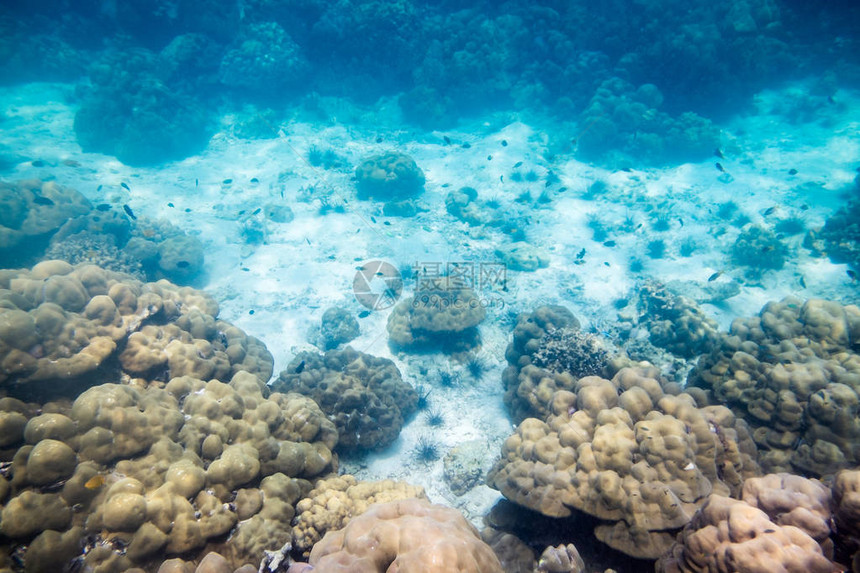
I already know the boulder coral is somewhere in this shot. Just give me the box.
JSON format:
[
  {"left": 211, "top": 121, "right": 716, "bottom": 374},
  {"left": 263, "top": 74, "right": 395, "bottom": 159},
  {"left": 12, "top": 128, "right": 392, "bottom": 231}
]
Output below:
[
  {"left": 688, "top": 297, "right": 860, "bottom": 476},
  {"left": 488, "top": 368, "right": 760, "bottom": 559},
  {"left": 387, "top": 286, "right": 487, "bottom": 353},
  {"left": 287, "top": 498, "right": 504, "bottom": 573},
  {"left": 0, "top": 261, "right": 272, "bottom": 399},
  {"left": 355, "top": 151, "right": 425, "bottom": 200},
  {"left": 273, "top": 346, "right": 418, "bottom": 451}
]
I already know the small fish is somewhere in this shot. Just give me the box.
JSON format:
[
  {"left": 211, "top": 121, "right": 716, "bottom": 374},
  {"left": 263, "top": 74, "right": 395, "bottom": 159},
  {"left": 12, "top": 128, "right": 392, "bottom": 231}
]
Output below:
[
  {"left": 222, "top": 178, "right": 232, "bottom": 185},
  {"left": 714, "top": 148, "right": 724, "bottom": 159},
  {"left": 376, "top": 136, "right": 383, "bottom": 143},
  {"left": 513, "top": 161, "right": 523, "bottom": 168},
  {"left": 96, "top": 203, "right": 111, "bottom": 211},
  {"left": 715, "top": 162, "right": 725, "bottom": 173},
  {"left": 683, "top": 462, "right": 696, "bottom": 471},
  {"left": 619, "top": 167, "right": 632, "bottom": 172},
  {"left": 799, "top": 275, "right": 807, "bottom": 288},
  {"left": 558, "top": 187, "right": 567, "bottom": 193},
  {"left": 167, "top": 202, "right": 174, "bottom": 208},
  {"left": 121, "top": 182, "right": 130, "bottom": 191},
  {"left": 184, "top": 208, "right": 191, "bottom": 212},
  {"left": 84, "top": 475, "right": 106, "bottom": 490},
  {"left": 487, "top": 155, "right": 492, "bottom": 161},
  {"left": 575, "top": 248, "right": 586, "bottom": 260},
  {"left": 708, "top": 271, "right": 723, "bottom": 282},
  {"left": 603, "top": 261, "right": 610, "bottom": 267},
  {"left": 763, "top": 206, "right": 777, "bottom": 216},
  {"left": 195, "top": 178, "right": 199, "bottom": 187},
  {"left": 306, "top": 238, "right": 311, "bottom": 245},
  {"left": 761, "top": 245, "right": 774, "bottom": 253},
  {"left": 800, "top": 204, "right": 809, "bottom": 211},
  {"left": 32, "top": 196, "right": 55, "bottom": 206},
  {"left": 250, "top": 177, "right": 259, "bottom": 184},
  {"left": 383, "top": 221, "right": 391, "bottom": 226},
  {"left": 443, "top": 136, "right": 451, "bottom": 145},
  {"left": 370, "top": 216, "right": 377, "bottom": 223},
  {"left": 122, "top": 204, "right": 137, "bottom": 220},
  {"left": 358, "top": 310, "right": 371, "bottom": 318},
  {"left": 249, "top": 309, "right": 255, "bottom": 315},
  {"left": 763, "top": 529, "right": 775, "bottom": 534},
  {"left": 848, "top": 269, "right": 858, "bottom": 281},
  {"left": 501, "top": 140, "right": 508, "bottom": 147},
  {"left": 238, "top": 210, "right": 246, "bottom": 216},
  {"left": 252, "top": 208, "right": 261, "bottom": 215},
  {"left": 97, "top": 185, "right": 103, "bottom": 191},
  {"left": 678, "top": 218, "right": 684, "bottom": 227},
  {"left": 461, "top": 142, "right": 471, "bottom": 149},
  {"left": 176, "top": 261, "right": 190, "bottom": 269},
  {"left": 62, "top": 159, "right": 81, "bottom": 167},
  {"left": 294, "top": 360, "right": 306, "bottom": 373},
  {"left": 500, "top": 175, "right": 504, "bottom": 183},
  {"left": 241, "top": 267, "right": 250, "bottom": 271},
  {"left": 31, "top": 159, "right": 46, "bottom": 167},
  {"left": 603, "top": 240, "right": 616, "bottom": 247},
  {"left": 788, "top": 168, "right": 798, "bottom": 175}
]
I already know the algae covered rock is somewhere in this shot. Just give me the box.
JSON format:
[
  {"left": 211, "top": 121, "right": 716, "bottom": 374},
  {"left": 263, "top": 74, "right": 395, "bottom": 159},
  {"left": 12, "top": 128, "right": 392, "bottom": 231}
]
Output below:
[{"left": 355, "top": 151, "right": 425, "bottom": 200}]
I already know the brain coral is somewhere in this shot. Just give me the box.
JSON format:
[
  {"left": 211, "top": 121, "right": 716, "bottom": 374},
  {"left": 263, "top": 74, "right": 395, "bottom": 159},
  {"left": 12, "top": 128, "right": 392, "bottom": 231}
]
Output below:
[
  {"left": 387, "top": 286, "right": 487, "bottom": 353},
  {"left": 0, "top": 261, "right": 273, "bottom": 400},
  {"left": 488, "top": 368, "right": 760, "bottom": 559},
  {"left": 355, "top": 151, "right": 426, "bottom": 200},
  {"left": 272, "top": 346, "right": 418, "bottom": 451},
  {"left": 288, "top": 498, "right": 504, "bottom": 573},
  {"left": 688, "top": 296, "right": 860, "bottom": 476}
]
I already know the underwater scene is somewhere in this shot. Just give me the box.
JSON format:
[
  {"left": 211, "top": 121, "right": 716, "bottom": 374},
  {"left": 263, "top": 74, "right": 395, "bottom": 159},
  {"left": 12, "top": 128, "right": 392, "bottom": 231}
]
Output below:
[{"left": 1, "top": 0, "right": 860, "bottom": 572}]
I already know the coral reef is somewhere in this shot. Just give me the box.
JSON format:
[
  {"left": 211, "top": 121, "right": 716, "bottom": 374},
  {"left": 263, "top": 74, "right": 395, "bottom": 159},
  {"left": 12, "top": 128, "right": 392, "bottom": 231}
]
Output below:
[
  {"left": 272, "top": 346, "right": 418, "bottom": 451},
  {"left": 317, "top": 306, "right": 359, "bottom": 350},
  {"left": 0, "top": 180, "right": 92, "bottom": 267},
  {"left": 495, "top": 242, "right": 550, "bottom": 272},
  {"left": 355, "top": 152, "right": 425, "bottom": 201},
  {"left": 287, "top": 498, "right": 504, "bottom": 573},
  {"left": 818, "top": 193, "right": 860, "bottom": 273},
  {"left": 688, "top": 297, "right": 860, "bottom": 476},
  {"left": 387, "top": 286, "right": 486, "bottom": 353},
  {"left": 0, "top": 261, "right": 272, "bottom": 400},
  {"left": 219, "top": 21, "right": 309, "bottom": 95},
  {"left": 731, "top": 224, "right": 788, "bottom": 273},
  {"left": 291, "top": 474, "right": 427, "bottom": 556},
  {"left": 488, "top": 367, "right": 760, "bottom": 559}
]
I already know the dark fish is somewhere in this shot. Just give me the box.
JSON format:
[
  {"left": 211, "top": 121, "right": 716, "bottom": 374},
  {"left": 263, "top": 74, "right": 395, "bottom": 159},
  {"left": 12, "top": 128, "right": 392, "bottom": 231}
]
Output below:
[
  {"left": 501, "top": 140, "right": 508, "bottom": 147},
  {"left": 678, "top": 218, "right": 684, "bottom": 227},
  {"left": 306, "top": 238, "right": 311, "bottom": 245},
  {"left": 249, "top": 309, "right": 255, "bottom": 315},
  {"left": 761, "top": 245, "right": 774, "bottom": 253},
  {"left": 121, "top": 182, "right": 130, "bottom": 191},
  {"left": 62, "top": 159, "right": 80, "bottom": 167},
  {"left": 799, "top": 275, "right": 807, "bottom": 288},
  {"left": 32, "top": 196, "right": 55, "bottom": 206},
  {"left": 603, "top": 261, "right": 610, "bottom": 267},
  {"left": 123, "top": 204, "right": 137, "bottom": 220},
  {"left": 715, "top": 162, "right": 725, "bottom": 173},
  {"left": 708, "top": 271, "right": 723, "bottom": 282},
  {"left": 443, "top": 136, "right": 451, "bottom": 145},
  {"left": 185, "top": 208, "right": 191, "bottom": 212},
  {"left": 376, "top": 136, "right": 383, "bottom": 143},
  {"left": 195, "top": 178, "right": 199, "bottom": 187},
  {"left": 848, "top": 270, "right": 858, "bottom": 281},
  {"left": 763, "top": 206, "right": 777, "bottom": 216},
  {"left": 714, "top": 149, "right": 724, "bottom": 159},
  {"left": 788, "top": 168, "right": 798, "bottom": 175},
  {"left": 238, "top": 210, "right": 246, "bottom": 216},
  {"left": 97, "top": 185, "right": 103, "bottom": 191},
  {"left": 800, "top": 204, "right": 809, "bottom": 211},
  {"left": 513, "top": 161, "right": 523, "bottom": 168},
  {"left": 383, "top": 221, "right": 391, "bottom": 225},
  {"left": 252, "top": 208, "right": 261, "bottom": 215},
  {"left": 250, "top": 177, "right": 259, "bottom": 184},
  {"left": 370, "top": 216, "right": 377, "bottom": 223},
  {"left": 358, "top": 310, "right": 371, "bottom": 318},
  {"left": 619, "top": 167, "right": 632, "bottom": 172},
  {"left": 31, "top": 159, "right": 45, "bottom": 167},
  {"left": 96, "top": 203, "right": 111, "bottom": 211},
  {"left": 603, "top": 240, "right": 616, "bottom": 247},
  {"left": 487, "top": 155, "right": 492, "bottom": 161},
  {"left": 764, "top": 529, "right": 775, "bottom": 534},
  {"left": 441, "top": 183, "right": 450, "bottom": 188},
  {"left": 576, "top": 248, "right": 586, "bottom": 259},
  {"left": 294, "top": 360, "right": 306, "bottom": 373},
  {"left": 500, "top": 175, "right": 504, "bottom": 183},
  {"left": 461, "top": 142, "right": 471, "bottom": 149},
  {"left": 558, "top": 187, "right": 567, "bottom": 193},
  {"left": 168, "top": 202, "right": 174, "bottom": 208},
  {"left": 176, "top": 261, "right": 190, "bottom": 269},
  {"left": 241, "top": 267, "right": 250, "bottom": 271},
  {"left": 222, "top": 178, "right": 232, "bottom": 185}
]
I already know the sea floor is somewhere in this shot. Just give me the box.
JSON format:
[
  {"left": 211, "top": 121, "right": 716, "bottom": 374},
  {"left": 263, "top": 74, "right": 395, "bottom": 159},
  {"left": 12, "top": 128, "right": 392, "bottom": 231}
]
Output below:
[{"left": 1, "top": 80, "right": 858, "bottom": 525}]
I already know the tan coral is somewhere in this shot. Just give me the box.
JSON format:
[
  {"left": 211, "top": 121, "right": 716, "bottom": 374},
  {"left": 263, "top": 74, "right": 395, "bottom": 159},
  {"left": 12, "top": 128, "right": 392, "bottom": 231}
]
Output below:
[
  {"left": 291, "top": 474, "right": 427, "bottom": 556},
  {"left": 656, "top": 494, "right": 840, "bottom": 573},
  {"left": 488, "top": 368, "right": 759, "bottom": 559},
  {"left": 290, "top": 498, "right": 503, "bottom": 573}
]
